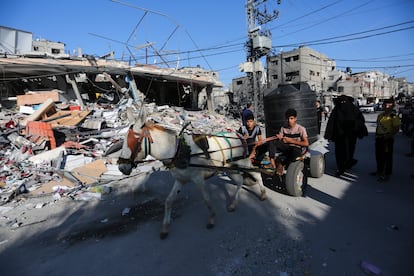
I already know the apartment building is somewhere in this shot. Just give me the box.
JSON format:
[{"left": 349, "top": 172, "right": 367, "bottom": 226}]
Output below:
[
  {"left": 232, "top": 46, "right": 413, "bottom": 111},
  {"left": 32, "top": 39, "right": 66, "bottom": 57},
  {"left": 336, "top": 71, "right": 399, "bottom": 100},
  {"left": 231, "top": 76, "right": 251, "bottom": 104},
  {"left": 267, "top": 46, "right": 336, "bottom": 92}
]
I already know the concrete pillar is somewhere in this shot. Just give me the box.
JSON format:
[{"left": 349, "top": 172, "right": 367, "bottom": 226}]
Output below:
[
  {"left": 206, "top": 85, "right": 213, "bottom": 112},
  {"left": 65, "top": 75, "right": 85, "bottom": 110},
  {"left": 192, "top": 86, "right": 199, "bottom": 109}
]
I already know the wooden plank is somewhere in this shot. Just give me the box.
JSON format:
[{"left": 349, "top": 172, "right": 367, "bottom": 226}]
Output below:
[
  {"left": 16, "top": 90, "right": 60, "bottom": 106},
  {"left": 20, "top": 98, "right": 56, "bottom": 126},
  {"left": 46, "top": 110, "right": 91, "bottom": 127}
]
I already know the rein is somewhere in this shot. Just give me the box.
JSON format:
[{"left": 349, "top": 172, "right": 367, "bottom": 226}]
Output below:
[{"left": 187, "top": 135, "right": 278, "bottom": 158}]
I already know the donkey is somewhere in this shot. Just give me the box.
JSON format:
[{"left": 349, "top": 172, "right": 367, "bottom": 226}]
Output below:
[{"left": 118, "top": 111, "right": 266, "bottom": 239}]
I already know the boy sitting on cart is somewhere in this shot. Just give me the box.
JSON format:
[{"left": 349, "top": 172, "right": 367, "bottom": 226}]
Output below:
[
  {"left": 237, "top": 113, "right": 266, "bottom": 164},
  {"left": 269, "top": 108, "right": 309, "bottom": 175}
]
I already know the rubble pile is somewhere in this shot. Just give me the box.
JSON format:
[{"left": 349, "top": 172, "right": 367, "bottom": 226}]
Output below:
[{"left": 0, "top": 94, "right": 246, "bottom": 206}]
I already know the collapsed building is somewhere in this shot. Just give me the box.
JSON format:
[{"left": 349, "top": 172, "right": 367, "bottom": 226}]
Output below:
[
  {"left": 0, "top": 25, "right": 223, "bottom": 111},
  {"left": 0, "top": 26, "right": 236, "bottom": 208}
]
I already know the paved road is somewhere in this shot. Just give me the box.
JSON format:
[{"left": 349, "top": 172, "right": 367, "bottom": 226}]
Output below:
[{"left": 1, "top": 112, "right": 413, "bottom": 275}]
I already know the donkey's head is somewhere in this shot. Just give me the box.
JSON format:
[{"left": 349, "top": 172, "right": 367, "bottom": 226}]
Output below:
[{"left": 118, "top": 107, "right": 148, "bottom": 175}]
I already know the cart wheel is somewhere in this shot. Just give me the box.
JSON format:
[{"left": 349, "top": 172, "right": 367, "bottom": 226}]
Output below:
[
  {"left": 285, "top": 161, "right": 307, "bottom": 197},
  {"left": 310, "top": 153, "right": 325, "bottom": 178}
]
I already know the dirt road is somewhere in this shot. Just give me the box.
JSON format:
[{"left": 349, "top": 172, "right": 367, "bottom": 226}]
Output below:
[{"left": 1, "top": 113, "right": 413, "bottom": 275}]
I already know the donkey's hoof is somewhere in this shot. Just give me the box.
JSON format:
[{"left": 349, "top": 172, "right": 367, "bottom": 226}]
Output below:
[
  {"left": 260, "top": 193, "right": 267, "bottom": 201},
  {"left": 227, "top": 206, "right": 236, "bottom": 212},
  {"left": 160, "top": 231, "right": 169, "bottom": 240}
]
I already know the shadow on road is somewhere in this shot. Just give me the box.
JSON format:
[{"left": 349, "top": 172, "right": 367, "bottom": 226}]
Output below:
[{"left": 1, "top": 116, "right": 413, "bottom": 275}]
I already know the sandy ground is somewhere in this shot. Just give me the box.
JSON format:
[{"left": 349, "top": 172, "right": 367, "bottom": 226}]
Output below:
[{"left": 0, "top": 113, "right": 413, "bottom": 276}]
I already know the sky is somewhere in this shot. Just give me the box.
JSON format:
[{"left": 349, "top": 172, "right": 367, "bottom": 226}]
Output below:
[{"left": 1, "top": 0, "right": 414, "bottom": 88}]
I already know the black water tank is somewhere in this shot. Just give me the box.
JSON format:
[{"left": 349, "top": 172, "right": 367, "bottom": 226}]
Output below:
[{"left": 263, "top": 82, "right": 318, "bottom": 144}]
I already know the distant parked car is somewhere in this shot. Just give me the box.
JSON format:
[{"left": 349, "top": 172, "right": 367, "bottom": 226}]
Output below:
[{"left": 359, "top": 104, "right": 375, "bottom": 113}]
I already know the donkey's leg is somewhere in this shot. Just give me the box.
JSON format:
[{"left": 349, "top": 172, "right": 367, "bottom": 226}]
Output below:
[
  {"left": 194, "top": 175, "right": 215, "bottom": 229},
  {"left": 227, "top": 173, "right": 244, "bottom": 212},
  {"left": 160, "top": 180, "right": 182, "bottom": 240},
  {"left": 253, "top": 171, "right": 267, "bottom": 201},
  {"left": 242, "top": 171, "right": 267, "bottom": 201}
]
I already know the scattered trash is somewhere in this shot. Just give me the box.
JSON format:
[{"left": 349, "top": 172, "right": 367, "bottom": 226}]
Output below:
[
  {"left": 90, "top": 185, "right": 112, "bottom": 195},
  {"left": 122, "top": 207, "right": 130, "bottom": 216},
  {"left": 78, "top": 192, "right": 102, "bottom": 201},
  {"left": 11, "top": 222, "right": 22, "bottom": 228},
  {"left": 35, "top": 203, "right": 45, "bottom": 209},
  {"left": 360, "top": 261, "right": 381, "bottom": 276}
]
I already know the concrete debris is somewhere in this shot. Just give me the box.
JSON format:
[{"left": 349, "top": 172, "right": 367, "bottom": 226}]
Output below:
[{"left": 0, "top": 89, "right": 246, "bottom": 214}]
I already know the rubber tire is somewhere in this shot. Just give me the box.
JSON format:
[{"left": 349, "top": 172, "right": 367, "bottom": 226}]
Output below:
[
  {"left": 285, "top": 161, "right": 307, "bottom": 197},
  {"left": 310, "top": 153, "right": 325, "bottom": 178}
]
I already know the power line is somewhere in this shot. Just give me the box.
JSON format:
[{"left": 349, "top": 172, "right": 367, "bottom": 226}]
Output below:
[
  {"left": 119, "top": 20, "right": 414, "bottom": 64},
  {"left": 278, "top": 20, "right": 414, "bottom": 47},
  {"left": 336, "top": 58, "right": 414, "bottom": 63},
  {"left": 335, "top": 52, "right": 414, "bottom": 62},
  {"left": 337, "top": 64, "right": 414, "bottom": 69},
  {"left": 273, "top": 24, "right": 414, "bottom": 48},
  {"left": 271, "top": 0, "right": 345, "bottom": 31},
  {"left": 272, "top": 0, "right": 375, "bottom": 40}
]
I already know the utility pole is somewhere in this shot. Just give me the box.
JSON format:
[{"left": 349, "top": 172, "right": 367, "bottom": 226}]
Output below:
[{"left": 244, "top": 0, "right": 280, "bottom": 118}]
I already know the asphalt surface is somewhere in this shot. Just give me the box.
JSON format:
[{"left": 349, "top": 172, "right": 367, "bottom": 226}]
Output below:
[{"left": 0, "top": 112, "right": 413, "bottom": 276}]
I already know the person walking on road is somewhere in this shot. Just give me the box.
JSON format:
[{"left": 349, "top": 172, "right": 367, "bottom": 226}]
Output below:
[
  {"left": 324, "top": 105, "right": 329, "bottom": 121},
  {"left": 371, "top": 98, "right": 401, "bottom": 181},
  {"left": 316, "top": 100, "right": 324, "bottom": 134},
  {"left": 324, "top": 95, "right": 368, "bottom": 176}
]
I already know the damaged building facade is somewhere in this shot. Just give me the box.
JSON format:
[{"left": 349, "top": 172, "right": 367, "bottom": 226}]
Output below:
[{"left": 0, "top": 26, "right": 223, "bottom": 112}]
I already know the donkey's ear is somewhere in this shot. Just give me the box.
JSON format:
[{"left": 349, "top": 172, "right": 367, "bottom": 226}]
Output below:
[
  {"left": 139, "top": 105, "right": 148, "bottom": 122},
  {"left": 131, "top": 105, "right": 148, "bottom": 132}
]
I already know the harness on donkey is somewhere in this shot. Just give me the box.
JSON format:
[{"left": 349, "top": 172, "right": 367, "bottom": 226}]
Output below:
[
  {"left": 120, "top": 119, "right": 277, "bottom": 178},
  {"left": 117, "top": 116, "right": 276, "bottom": 239}
]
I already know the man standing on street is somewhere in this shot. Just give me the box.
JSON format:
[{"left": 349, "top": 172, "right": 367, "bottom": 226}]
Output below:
[{"left": 371, "top": 98, "right": 401, "bottom": 181}]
